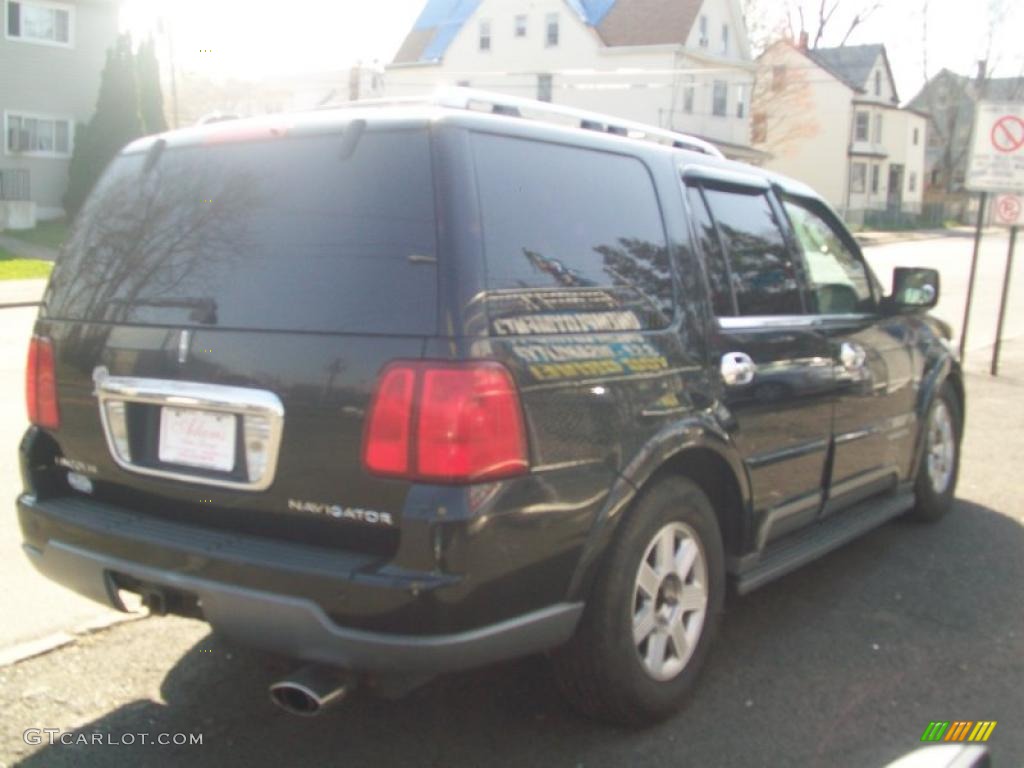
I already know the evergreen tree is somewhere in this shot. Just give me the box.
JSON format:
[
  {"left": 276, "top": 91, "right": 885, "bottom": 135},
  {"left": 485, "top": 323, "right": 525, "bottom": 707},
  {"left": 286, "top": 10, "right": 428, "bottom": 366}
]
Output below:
[
  {"left": 136, "top": 36, "right": 168, "bottom": 135},
  {"left": 63, "top": 34, "right": 143, "bottom": 217}
]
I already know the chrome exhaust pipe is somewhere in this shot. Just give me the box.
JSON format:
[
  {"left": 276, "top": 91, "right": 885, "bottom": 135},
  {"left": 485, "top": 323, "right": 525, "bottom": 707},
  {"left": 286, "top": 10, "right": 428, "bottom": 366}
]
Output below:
[{"left": 269, "top": 664, "right": 355, "bottom": 717}]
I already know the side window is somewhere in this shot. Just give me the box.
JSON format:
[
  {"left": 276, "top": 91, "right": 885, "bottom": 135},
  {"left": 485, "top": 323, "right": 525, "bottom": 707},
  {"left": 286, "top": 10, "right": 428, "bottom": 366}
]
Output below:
[
  {"left": 782, "top": 197, "right": 874, "bottom": 314},
  {"left": 701, "top": 187, "right": 804, "bottom": 317},
  {"left": 472, "top": 134, "right": 672, "bottom": 334},
  {"left": 686, "top": 186, "right": 733, "bottom": 317}
]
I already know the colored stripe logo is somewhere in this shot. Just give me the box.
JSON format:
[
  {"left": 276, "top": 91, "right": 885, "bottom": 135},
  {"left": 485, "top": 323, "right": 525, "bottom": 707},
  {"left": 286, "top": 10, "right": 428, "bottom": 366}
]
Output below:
[{"left": 921, "top": 721, "right": 996, "bottom": 742}]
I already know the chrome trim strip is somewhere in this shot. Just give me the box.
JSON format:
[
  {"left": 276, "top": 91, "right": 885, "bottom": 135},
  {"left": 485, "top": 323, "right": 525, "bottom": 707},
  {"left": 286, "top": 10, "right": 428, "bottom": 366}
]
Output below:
[
  {"left": 94, "top": 372, "right": 285, "bottom": 491},
  {"left": 718, "top": 313, "right": 876, "bottom": 331},
  {"left": 718, "top": 315, "right": 817, "bottom": 330},
  {"left": 746, "top": 439, "right": 829, "bottom": 469},
  {"left": 828, "top": 466, "right": 899, "bottom": 500}
]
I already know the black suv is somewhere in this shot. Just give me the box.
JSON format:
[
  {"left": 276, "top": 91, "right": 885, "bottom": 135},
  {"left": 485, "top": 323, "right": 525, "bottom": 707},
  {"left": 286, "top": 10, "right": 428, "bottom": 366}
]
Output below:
[{"left": 18, "top": 96, "right": 964, "bottom": 725}]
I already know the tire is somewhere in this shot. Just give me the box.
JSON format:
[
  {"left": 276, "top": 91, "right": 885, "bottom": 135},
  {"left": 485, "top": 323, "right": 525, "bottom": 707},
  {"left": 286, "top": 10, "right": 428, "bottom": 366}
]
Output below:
[
  {"left": 551, "top": 476, "right": 725, "bottom": 726},
  {"left": 907, "top": 382, "right": 962, "bottom": 522}
]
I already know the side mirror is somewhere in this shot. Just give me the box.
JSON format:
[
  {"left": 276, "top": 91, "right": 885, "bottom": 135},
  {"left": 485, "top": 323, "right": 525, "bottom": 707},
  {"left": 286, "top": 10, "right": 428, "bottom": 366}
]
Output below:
[{"left": 888, "top": 267, "right": 940, "bottom": 312}]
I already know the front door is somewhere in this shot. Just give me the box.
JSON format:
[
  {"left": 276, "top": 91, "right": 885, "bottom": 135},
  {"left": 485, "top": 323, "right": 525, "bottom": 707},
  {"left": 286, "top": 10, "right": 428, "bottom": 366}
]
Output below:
[
  {"left": 686, "top": 180, "right": 834, "bottom": 549},
  {"left": 780, "top": 195, "right": 917, "bottom": 512},
  {"left": 887, "top": 164, "right": 904, "bottom": 210}
]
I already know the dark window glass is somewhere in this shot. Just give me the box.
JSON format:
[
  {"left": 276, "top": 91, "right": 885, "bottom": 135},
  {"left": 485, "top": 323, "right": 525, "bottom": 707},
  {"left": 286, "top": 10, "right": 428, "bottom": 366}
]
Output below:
[
  {"left": 537, "top": 74, "right": 552, "bottom": 102},
  {"left": 783, "top": 197, "right": 873, "bottom": 314},
  {"left": 47, "top": 130, "right": 438, "bottom": 334},
  {"left": 686, "top": 186, "right": 733, "bottom": 316},
  {"left": 472, "top": 133, "right": 671, "bottom": 334},
  {"left": 8, "top": 1, "right": 20, "bottom": 36},
  {"left": 546, "top": 13, "right": 559, "bottom": 46},
  {"left": 702, "top": 188, "right": 803, "bottom": 316},
  {"left": 712, "top": 81, "right": 727, "bottom": 116}
]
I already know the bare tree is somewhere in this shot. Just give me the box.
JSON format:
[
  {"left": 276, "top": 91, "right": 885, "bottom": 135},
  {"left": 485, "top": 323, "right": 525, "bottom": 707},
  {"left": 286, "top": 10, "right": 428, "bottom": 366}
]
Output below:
[
  {"left": 751, "top": 0, "right": 887, "bottom": 49},
  {"left": 750, "top": 43, "right": 821, "bottom": 158}
]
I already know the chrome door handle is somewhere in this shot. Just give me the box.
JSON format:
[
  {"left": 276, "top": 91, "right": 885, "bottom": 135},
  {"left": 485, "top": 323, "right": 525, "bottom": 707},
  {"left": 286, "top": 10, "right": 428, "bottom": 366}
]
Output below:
[
  {"left": 840, "top": 342, "right": 867, "bottom": 371},
  {"left": 721, "top": 352, "right": 756, "bottom": 386}
]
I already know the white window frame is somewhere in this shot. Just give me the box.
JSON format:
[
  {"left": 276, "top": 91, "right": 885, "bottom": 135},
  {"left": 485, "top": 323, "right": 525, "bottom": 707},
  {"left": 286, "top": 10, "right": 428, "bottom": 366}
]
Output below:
[
  {"left": 698, "top": 15, "right": 708, "bottom": 47},
  {"left": 721, "top": 24, "right": 729, "bottom": 55},
  {"left": 682, "top": 75, "right": 695, "bottom": 113},
  {"left": 4, "top": 0, "right": 74, "bottom": 48},
  {"left": 854, "top": 111, "right": 869, "bottom": 142},
  {"left": 850, "top": 162, "right": 867, "bottom": 194},
  {"left": 514, "top": 14, "right": 527, "bottom": 38},
  {"left": 712, "top": 80, "right": 728, "bottom": 117},
  {"left": 545, "top": 13, "right": 559, "bottom": 47},
  {"left": 4, "top": 110, "right": 74, "bottom": 158}
]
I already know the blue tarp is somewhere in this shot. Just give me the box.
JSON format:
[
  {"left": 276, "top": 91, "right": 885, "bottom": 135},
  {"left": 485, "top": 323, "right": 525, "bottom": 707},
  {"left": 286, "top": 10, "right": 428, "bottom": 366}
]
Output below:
[{"left": 408, "top": 0, "right": 616, "bottom": 62}]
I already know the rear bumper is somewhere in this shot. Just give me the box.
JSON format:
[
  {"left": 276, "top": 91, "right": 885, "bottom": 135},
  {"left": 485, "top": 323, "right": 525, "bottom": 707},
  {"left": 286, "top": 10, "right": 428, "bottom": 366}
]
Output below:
[{"left": 18, "top": 493, "right": 582, "bottom": 672}]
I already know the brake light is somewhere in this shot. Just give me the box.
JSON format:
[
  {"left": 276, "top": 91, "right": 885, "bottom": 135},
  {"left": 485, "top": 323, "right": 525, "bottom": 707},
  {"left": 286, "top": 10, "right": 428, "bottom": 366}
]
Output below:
[
  {"left": 363, "top": 361, "right": 528, "bottom": 484},
  {"left": 26, "top": 336, "right": 60, "bottom": 429}
]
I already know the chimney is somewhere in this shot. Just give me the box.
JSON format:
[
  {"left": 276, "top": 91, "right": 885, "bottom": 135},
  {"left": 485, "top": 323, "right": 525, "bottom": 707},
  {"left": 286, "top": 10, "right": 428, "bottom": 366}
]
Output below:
[
  {"left": 798, "top": 31, "right": 809, "bottom": 51},
  {"left": 976, "top": 59, "right": 988, "bottom": 99}
]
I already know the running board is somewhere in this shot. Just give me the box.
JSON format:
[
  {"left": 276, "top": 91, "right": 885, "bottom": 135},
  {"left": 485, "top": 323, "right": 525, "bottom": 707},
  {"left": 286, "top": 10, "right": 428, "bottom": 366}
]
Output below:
[{"left": 734, "top": 491, "right": 915, "bottom": 594}]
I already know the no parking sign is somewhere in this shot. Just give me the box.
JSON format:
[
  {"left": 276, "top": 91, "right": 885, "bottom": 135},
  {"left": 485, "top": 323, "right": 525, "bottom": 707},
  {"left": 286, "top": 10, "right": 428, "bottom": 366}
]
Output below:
[
  {"left": 967, "top": 103, "right": 1024, "bottom": 193},
  {"left": 993, "top": 194, "right": 1022, "bottom": 226}
]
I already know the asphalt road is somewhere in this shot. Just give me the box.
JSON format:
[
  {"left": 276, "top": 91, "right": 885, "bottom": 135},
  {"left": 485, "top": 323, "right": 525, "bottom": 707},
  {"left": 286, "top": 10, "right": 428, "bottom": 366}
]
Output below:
[{"left": 1, "top": 232, "right": 1022, "bottom": 766}]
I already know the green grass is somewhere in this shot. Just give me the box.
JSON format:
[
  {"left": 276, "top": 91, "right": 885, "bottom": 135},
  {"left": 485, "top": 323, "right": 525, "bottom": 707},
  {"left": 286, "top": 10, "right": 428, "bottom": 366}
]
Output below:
[
  {"left": 6, "top": 217, "right": 68, "bottom": 250},
  {"left": 0, "top": 248, "right": 53, "bottom": 280}
]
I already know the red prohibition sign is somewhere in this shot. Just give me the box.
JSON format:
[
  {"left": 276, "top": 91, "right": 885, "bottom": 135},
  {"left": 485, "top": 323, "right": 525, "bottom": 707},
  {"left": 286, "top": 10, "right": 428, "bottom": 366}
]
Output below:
[
  {"left": 996, "top": 195, "right": 1021, "bottom": 224},
  {"left": 991, "top": 115, "right": 1024, "bottom": 153}
]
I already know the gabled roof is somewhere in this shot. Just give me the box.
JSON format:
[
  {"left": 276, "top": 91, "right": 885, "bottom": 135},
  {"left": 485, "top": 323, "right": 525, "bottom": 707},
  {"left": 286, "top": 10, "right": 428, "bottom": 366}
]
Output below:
[
  {"left": 391, "top": 0, "right": 706, "bottom": 65},
  {"left": 591, "top": 0, "right": 704, "bottom": 47},
  {"left": 392, "top": 0, "right": 483, "bottom": 65},
  {"left": 807, "top": 44, "right": 886, "bottom": 93}
]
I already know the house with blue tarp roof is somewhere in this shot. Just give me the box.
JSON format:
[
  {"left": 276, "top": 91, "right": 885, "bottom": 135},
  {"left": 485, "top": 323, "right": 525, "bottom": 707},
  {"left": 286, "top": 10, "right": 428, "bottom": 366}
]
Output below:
[{"left": 386, "top": 0, "right": 764, "bottom": 162}]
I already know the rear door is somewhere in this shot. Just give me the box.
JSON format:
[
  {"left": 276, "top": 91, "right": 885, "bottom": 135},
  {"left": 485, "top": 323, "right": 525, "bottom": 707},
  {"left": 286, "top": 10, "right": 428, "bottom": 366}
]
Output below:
[
  {"left": 39, "top": 125, "right": 439, "bottom": 554},
  {"left": 779, "top": 195, "right": 917, "bottom": 511},
  {"left": 684, "top": 174, "right": 834, "bottom": 548}
]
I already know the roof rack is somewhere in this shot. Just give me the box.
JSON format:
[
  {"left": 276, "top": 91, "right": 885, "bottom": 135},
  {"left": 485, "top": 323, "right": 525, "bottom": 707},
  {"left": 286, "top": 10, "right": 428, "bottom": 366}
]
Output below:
[{"left": 319, "top": 87, "right": 725, "bottom": 158}]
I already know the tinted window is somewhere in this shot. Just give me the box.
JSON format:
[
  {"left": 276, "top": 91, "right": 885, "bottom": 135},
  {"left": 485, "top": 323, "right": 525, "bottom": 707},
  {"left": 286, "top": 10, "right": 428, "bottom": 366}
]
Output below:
[
  {"left": 783, "top": 198, "right": 873, "bottom": 314},
  {"left": 686, "top": 186, "right": 733, "bottom": 316},
  {"left": 47, "top": 130, "right": 437, "bottom": 334},
  {"left": 472, "top": 133, "right": 671, "bottom": 334},
  {"left": 702, "top": 188, "right": 803, "bottom": 317}
]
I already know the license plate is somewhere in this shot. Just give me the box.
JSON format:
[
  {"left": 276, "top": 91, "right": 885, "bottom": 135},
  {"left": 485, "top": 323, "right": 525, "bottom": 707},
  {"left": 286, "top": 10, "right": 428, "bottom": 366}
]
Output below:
[{"left": 158, "top": 407, "right": 236, "bottom": 472}]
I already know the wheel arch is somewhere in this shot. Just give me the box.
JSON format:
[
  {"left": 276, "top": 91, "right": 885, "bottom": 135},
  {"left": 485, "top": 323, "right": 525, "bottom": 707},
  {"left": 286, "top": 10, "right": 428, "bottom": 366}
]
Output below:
[
  {"left": 911, "top": 354, "right": 964, "bottom": 482},
  {"left": 566, "top": 423, "right": 751, "bottom": 602}
]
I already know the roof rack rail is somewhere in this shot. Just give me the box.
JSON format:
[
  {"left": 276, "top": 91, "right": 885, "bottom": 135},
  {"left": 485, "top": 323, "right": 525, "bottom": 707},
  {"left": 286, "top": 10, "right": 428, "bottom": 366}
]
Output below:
[{"left": 318, "top": 87, "right": 725, "bottom": 158}]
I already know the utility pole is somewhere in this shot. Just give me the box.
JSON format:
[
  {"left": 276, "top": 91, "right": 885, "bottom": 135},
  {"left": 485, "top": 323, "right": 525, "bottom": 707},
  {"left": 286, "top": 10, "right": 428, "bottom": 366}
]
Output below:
[{"left": 158, "top": 16, "right": 179, "bottom": 129}]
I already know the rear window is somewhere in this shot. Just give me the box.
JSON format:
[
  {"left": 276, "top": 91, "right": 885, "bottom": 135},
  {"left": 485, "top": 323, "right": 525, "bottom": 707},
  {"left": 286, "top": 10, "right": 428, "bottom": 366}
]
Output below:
[
  {"left": 46, "top": 129, "right": 438, "bottom": 334},
  {"left": 470, "top": 133, "right": 671, "bottom": 335}
]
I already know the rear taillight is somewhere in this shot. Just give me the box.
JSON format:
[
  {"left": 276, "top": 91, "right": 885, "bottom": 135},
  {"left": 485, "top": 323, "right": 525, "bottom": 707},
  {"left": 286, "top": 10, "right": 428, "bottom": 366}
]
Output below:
[
  {"left": 363, "top": 361, "right": 528, "bottom": 484},
  {"left": 26, "top": 335, "right": 60, "bottom": 429}
]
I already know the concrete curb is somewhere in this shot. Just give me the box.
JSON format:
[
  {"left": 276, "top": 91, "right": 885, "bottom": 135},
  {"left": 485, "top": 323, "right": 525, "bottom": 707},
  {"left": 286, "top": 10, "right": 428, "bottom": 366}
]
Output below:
[{"left": 0, "top": 612, "right": 147, "bottom": 669}]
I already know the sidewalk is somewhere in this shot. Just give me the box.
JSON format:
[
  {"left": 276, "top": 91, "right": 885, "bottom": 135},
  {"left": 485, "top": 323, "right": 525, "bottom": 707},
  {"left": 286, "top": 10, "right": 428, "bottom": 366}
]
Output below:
[
  {"left": 0, "top": 278, "right": 46, "bottom": 307},
  {"left": 854, "top": 226, "right": 993, "bottom": 247}
]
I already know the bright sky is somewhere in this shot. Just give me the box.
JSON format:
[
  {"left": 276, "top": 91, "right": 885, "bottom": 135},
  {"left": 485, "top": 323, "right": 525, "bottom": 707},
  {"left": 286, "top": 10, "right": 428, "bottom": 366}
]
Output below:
[{"left": 121, "top": 0, "right": 1024, "bottom": 101}]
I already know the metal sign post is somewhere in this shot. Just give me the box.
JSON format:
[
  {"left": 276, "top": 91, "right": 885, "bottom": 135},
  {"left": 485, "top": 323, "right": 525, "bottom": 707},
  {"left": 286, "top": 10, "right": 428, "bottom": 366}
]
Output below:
[
  {"left": 960, "top": 192, "right": 987, "bottom": 360},
  {"left": 963, "top": 102, "right": 1024, "bottom": 368},
  {"left": 990, "top": 225, "right": 1017, "bottom": 376}
]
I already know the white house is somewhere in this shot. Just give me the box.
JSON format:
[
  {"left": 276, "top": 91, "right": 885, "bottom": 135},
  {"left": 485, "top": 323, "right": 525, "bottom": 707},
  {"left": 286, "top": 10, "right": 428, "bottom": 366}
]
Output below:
[
  {"left": 385, "top": 0, "right": 763, "bottom": 162},
  {"left": 752, "top": 41, "right": 928, "bottom": 224}
]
